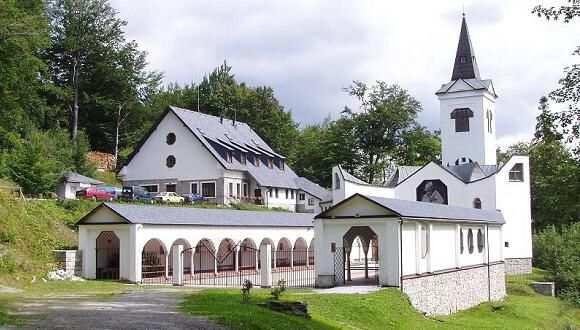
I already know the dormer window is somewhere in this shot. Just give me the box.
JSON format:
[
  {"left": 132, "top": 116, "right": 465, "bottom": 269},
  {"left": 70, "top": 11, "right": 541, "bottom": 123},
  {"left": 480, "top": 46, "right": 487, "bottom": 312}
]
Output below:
[
  {"left": 268, "top": 158, "right": 273, "bottom": 169},
  {"left": 451, "top": 108, "right": 473, "bottom": 132},
  {"left": 241, "top": 153, "right": 246, "bottom": 164},
  {"left": 509, "top": 163, "right": 524, "bottom": 182}
]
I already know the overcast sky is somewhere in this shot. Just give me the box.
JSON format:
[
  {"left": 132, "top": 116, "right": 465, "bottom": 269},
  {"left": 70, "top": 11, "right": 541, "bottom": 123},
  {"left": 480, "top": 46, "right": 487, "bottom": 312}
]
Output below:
[{"left": 110, "top": 0, "right": 579, "bottom": 148}]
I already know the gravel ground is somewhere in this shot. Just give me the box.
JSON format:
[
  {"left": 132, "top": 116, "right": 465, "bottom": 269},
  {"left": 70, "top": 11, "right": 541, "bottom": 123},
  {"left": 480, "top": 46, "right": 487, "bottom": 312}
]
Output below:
[{"left": 6, "top": 289, "right": 225, "bottom": 330}]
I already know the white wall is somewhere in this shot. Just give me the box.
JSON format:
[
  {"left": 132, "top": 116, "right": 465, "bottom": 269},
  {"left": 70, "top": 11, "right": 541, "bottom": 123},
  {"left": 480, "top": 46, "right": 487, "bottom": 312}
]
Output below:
[
  {"left": 264, "top": 187, "right": 297, "bottom": 212},
  {"left": 495, "top": 155, "right": 532, "bottom": 259},
  {"left": 394, "top": 162, "right": 497, "bottom": 211},
  {"left": 438, "top": 88, "right": 497, "bottom": 166},
  {"left": 120, "top": 110, "right": 223, "bottom": 182},
  {"left": 331, "top": 166, "right": 395, "bottom": 206}
]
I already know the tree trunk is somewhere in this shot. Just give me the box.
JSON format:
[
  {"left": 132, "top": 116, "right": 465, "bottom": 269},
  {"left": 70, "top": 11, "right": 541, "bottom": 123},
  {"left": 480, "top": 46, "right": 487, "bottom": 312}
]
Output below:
[
  {"left": 71, "top": 58, "right": 80, "bottom": 140},
  {"left": 113, "top": 104, "right": 123, "bottom": 170}
]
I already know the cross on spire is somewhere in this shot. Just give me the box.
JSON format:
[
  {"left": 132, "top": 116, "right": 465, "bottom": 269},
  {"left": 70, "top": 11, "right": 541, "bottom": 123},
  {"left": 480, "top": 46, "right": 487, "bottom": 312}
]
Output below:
[{"left": 451, "top": 15, "right": 481, "bottom": 81}]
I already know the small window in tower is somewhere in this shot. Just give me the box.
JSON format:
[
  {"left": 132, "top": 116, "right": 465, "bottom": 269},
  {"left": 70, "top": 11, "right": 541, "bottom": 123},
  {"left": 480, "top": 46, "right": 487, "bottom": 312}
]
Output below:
[
  {"left": 473, "top": 198, "right": 482, "bottom": 209},
  {"left": 450, "top": 108, "right": 474, "bottom": 132},
  {"left": 509, "top": 163, "right": 524, "bottom": 182}
]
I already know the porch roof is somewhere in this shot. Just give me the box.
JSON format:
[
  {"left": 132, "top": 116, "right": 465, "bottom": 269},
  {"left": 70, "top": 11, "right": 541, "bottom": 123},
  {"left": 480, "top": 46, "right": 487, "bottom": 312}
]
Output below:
[
  {"left": 78, "top": 202, "right": 314, "bottom": 227},
  {"left": 315, "top": 194, "right": 505, "bottom": 224}
]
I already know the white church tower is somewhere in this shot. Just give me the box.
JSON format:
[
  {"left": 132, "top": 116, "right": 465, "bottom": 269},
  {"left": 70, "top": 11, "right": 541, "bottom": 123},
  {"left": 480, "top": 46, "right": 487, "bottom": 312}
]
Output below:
[{"left": 436, "top": 15, "right": 497, "bottom": 166}]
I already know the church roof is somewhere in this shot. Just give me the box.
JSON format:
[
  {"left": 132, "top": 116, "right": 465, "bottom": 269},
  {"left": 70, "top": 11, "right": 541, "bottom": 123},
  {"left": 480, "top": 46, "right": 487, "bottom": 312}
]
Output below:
[
  {"left": 436, "top": 16, "right": 497, "bottom": 98},
  {"left": 294, "top": 177, "right": 331, "bottom": 201},
  {"left": 451, "top": 15, "right": 480, "bottom": 80},
  {"left": 387, "top": 162, "right": 498, "bottom": 186},
  {"left": 79, "top": 202, "right": 314, "bottom": 227},
  {"left": 315, "top": 194, "right": 505, "bottom": 224}
]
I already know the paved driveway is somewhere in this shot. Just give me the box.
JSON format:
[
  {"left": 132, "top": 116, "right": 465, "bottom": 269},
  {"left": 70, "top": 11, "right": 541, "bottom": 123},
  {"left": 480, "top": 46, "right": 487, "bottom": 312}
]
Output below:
[{"left": 7, "top": 289, "right": 225, "bottom": 330}]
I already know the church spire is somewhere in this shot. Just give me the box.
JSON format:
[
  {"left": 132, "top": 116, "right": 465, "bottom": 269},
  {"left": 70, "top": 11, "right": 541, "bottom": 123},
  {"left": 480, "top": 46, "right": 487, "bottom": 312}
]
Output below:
[{"left": 451, "top": 15, "right": 481, "bottom": 81}]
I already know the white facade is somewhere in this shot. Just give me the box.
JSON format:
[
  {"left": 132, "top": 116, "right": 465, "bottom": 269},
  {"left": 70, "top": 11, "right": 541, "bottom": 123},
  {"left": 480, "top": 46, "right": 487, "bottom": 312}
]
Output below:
[{"left": 438, "top": 88, "right": 497, "bottom": 166}]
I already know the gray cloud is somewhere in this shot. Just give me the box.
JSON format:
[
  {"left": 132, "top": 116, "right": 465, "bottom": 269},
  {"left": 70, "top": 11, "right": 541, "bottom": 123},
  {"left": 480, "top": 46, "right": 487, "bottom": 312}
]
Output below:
[{"left": 111, "top": 0, "right": 580, "bottom": 147}]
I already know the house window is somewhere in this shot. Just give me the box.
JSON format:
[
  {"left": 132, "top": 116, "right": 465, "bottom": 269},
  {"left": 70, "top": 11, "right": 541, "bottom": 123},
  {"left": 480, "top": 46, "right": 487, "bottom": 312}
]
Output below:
[
  {"left": 299, "top": 193, "right": 305, "bottom": 201},
  {"left": 191, "top": 183, "right": 198, "bottom": 194},
  {"left": 460, "top": 228, "right": 464, "bottom": 254},
  {"left": 450, "top": 108, "right": 474, "bottom": 132},
  {"left": 243, "top": 183, "right": 248, "bottom": 197},
  {"left": 241, "top": 153, "right": 246, "bottom": 164},
  {"left": 228, "top": 183, "right": 233, "bottom": 197},
  {"left": 509, "top": 163, "right": 524, "bottom": 182},
  {"left": 275, "top": 188, "right": 279, "bottom": 198},
  {"left": 334, "top": 173, "right": 341, "bottom": 190},
  {"left": 308, "top": 198, "right": 314, "bottom": 206},
  {"left": 201, "top": 182, "right": 216, "bottom": 198},
  {"left": 166, "top": 155, "right": 176, "bottom": 168},
  {"left": 285, "top": 189, "right": 289, "bottom": 199},
  {"left": 166, "top": 184, "right": 176, "bottom": 192},
  {"left": 473, "top": 198, "right": 482, "bottom": 209},
  {"left": 142, "top": 185, "right": 158, "bottom": 193},
  {"left": 421, "top": 224, "right": 429, "bottom": 258},
  {"left": 477, "top": 229, "right": 485, "bottom": 253},
  {"left": 236, "top": 183, "right": 240, "bottom": 198},
  {"left": 268, "top": 158, "right": 273, "bottom": 169},
  {"left": 468, "top": 229, "right": 474, "bottom": 254},
  {"left": 166, "top": 132, "right": 176, "bottom": 145},
  {"left": 291, "top": 190, "right": 294, "bottom": 199}
]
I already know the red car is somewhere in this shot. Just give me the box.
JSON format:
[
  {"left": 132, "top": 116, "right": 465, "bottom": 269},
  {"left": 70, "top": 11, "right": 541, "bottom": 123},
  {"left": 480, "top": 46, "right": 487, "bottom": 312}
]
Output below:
[{"left": 76, "top": 187, "right": 114, "bottom": 201}]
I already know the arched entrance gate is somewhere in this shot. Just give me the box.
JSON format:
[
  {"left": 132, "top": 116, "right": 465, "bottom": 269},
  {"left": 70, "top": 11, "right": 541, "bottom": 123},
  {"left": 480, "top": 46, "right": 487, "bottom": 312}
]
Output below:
[{"left": 334, "top": 226, "right": 379, "bottom": 286}]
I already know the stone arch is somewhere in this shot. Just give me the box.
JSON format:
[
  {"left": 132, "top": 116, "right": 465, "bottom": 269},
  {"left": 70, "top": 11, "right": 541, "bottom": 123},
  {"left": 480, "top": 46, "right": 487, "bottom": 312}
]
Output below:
[
  {"left": 142, "top": 238, "right": 167, "bottom": 279},
  {"left": 238, "top": 238, "right": 258, "bottom": 270},
  {"left": 168, "top": 238, "right": 192, "bottom": 275},
  {"left": 293, "top": 237, "right": 308, "bottom": 266},
  {"left": 193, "top": 238, "right": 215, "bottom": 273},
  {"left": 95, "top": 231, "right": 119, "bottom": 280},
  {"left": 216, "top": 238, "right": 237, "bottom": 272},
  {"left": 342, "top": 226, "right": 379, "bottom": 284},
  {"left": 276, "top": 237, "right": 292, "bottom": 268}
]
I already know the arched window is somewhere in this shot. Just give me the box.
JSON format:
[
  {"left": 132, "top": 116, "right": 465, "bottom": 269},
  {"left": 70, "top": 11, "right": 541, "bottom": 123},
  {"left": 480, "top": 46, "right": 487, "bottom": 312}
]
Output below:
[
  {"left": 473, "top": 198, "right": 482, "bottom": 209},
  {"left": 467, "top": 229, "right": 474, "bottom": 254},
  {"left": 450, "top": 108, "right": 474, "bottom": 132},
  {"left": 166, "top": 155, "right": 176, "bottom": 168},
  {"left": 334, "top": 173, "right": 341, "bottom": 190},
  {"left": 460, "top": 228, "right": 464, "bottom": 254},
  {"left": 421, "top": 224, "right": 429, "bottom": 258},
  {"left": 477, "top": 229, "right": 485, "bottom": 253},
  {"left": 166, "top": 132, "right": 176, "bottom": 145}
]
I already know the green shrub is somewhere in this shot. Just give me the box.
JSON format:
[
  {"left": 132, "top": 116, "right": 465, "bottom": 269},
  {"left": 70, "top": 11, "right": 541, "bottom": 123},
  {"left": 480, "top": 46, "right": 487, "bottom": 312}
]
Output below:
[{"left": 533, "top": 223, "right": 580, "bottom": 306}]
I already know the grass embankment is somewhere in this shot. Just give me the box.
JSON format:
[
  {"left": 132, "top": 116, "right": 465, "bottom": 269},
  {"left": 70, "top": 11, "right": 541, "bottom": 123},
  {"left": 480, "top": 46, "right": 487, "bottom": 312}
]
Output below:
[
  {"left": 0, "top": 193, "right": 97, "bottom": 284},
  {"left": 181, "top": 275, "right": 580, "bottom": 329}
]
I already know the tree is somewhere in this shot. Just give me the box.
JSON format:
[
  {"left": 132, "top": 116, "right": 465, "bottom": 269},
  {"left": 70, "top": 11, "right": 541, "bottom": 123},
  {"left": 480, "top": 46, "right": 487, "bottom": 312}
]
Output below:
[
  {"left": 398, "top": 126, "right": 441, "bottom": 166},
  {"left": 533, "top": 2, "right": 580, "bottom": 157},
  {"left": 0, "top": 0, "right": 50, "bottom": 146},
  {"left": 345, "top": 81, "right": 422, "bottom": 183},
  {"left": 46, "top": 0, "right": 160, "bottom": 150}
]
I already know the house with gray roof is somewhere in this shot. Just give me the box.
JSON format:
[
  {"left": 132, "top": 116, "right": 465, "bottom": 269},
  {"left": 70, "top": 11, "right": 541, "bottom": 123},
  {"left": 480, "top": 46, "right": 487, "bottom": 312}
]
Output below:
[
  {"left": 119, "top": 106, "right": 328, "bottom": 212},
  {"left": 57, "top": 171, "right": 104, "bottom": 200}
]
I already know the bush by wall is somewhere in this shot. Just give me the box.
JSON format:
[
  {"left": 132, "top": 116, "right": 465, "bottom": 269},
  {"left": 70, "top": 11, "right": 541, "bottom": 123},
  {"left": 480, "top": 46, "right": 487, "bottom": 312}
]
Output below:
[{"left": 533, "top": 223, "right": 580, "bottom": 306}]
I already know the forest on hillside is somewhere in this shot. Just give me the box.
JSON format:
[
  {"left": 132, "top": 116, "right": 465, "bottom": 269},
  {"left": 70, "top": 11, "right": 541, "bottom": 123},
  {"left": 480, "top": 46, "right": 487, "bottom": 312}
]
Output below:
[{"left": 0, "top": 0, "right": 578, "bottom": 231}]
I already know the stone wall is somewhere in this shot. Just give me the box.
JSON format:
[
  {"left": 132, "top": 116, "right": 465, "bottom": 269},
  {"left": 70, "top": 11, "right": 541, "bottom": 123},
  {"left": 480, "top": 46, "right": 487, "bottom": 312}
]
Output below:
[
  {"left": 504, "top": 258, "right": 532, "bottom": 275},
  {"left": 402, "top": 263, "right": 506, "bottom": 315},
  {"left": 53, "top": 250, "right": 82, "bottom": 276}
]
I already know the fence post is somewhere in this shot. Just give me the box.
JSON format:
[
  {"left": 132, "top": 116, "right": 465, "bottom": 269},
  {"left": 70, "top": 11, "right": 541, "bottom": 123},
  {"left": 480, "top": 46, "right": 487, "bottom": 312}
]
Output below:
[
  {"left": 173, "top": 244, "right": 183, "bottom": 286},
  {"left": 260, "top": 243, "right": 272, "bottom": 288}
]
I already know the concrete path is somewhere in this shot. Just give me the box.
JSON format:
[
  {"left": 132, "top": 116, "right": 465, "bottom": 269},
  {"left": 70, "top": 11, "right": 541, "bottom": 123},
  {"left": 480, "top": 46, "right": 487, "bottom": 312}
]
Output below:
[
  {"left": 313, "top": 285, "right": 380, "bottom": 294},
  {"left": 6, "top": 289, "right": 225, "bottom": 330}
]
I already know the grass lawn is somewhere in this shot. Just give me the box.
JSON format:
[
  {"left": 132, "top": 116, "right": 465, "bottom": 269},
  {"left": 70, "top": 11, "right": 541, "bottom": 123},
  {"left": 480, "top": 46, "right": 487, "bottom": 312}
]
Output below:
[{"left": 181, "top": 278, "right": 580, "bottom": 329}]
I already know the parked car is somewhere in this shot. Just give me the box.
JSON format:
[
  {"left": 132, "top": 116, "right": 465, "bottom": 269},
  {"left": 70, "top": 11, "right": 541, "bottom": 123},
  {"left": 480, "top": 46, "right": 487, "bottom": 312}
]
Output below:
[
  {"left": 121, "top": 186, "right": 154, "bottom": 202},
  {"left": 153, "top": 192, "right": 184, "bottom": 203},
  {"left": 101, "top": 186, "right": 122, "bottom": 199},
  {"left": 181, "top": 193, "right": 205, "bottom": 204},
  {"left": 76, "top": 187, "right": 114, "bottom": 201}
]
